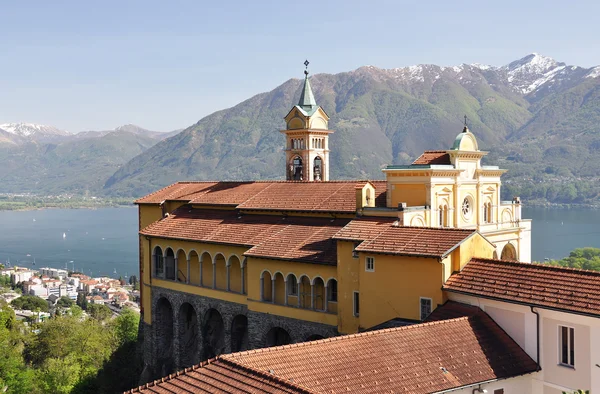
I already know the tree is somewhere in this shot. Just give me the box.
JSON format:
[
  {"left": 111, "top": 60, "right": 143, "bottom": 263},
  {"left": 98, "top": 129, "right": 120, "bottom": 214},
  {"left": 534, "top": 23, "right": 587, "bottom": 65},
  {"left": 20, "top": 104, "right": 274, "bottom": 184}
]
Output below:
[
  {"left": 38, "top": 355, "right": 81, "bottom": 394},
  {"left": 69, "top": 305, "right": 83, "bottom": 319},
  {"left": 76, "top": 292, "right": 88, "bottom": 311},
  {"left": 56, "top": 296, "right": 74, "bottom": 308},
  {"left": 128, "top": 275, "right": 138, "bottom": 287},
  {"left": 112, "top": 308, "right": 139, "bottom": 345},
  {"left": 87, "top": 304, "right": 112, "bottom": 321},
  {"left": 11, "top": 295, "right": 49, "bottom": 313}
]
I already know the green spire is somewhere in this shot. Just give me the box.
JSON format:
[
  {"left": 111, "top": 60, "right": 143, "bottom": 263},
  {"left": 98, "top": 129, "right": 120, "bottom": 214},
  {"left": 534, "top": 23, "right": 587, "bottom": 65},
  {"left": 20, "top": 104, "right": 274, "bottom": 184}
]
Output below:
[{"left": 298, "top": 60, "right": 317, "bottom": 110}]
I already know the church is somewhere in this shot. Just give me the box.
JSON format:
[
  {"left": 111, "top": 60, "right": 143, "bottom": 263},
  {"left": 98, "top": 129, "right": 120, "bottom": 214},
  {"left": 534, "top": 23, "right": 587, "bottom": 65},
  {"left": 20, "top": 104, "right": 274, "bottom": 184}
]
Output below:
[{"left": 134, "top": 65, "right": 539, "bottom": 387}]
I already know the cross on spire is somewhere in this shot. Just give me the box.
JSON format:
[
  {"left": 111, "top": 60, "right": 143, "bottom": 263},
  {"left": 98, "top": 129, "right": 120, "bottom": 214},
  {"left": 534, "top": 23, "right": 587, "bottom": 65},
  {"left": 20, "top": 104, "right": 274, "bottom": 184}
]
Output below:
[
  {"left": 304, "top": 60, "right": 310, "bottom": 76},
  {"left": 463, "top": 115, "right": 469, "bottom": 133}
]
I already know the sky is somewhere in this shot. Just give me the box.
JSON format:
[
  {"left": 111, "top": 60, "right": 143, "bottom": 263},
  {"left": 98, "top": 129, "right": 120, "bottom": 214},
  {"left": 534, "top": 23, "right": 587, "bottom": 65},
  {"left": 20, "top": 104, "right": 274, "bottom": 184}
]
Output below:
[{"left": 1, "top": 0, "right": 599, "bottom": 132}]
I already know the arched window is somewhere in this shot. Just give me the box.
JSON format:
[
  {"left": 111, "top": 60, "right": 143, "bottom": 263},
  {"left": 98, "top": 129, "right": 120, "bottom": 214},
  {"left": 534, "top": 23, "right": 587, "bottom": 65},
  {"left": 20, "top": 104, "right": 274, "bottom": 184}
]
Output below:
[
  {"left": 501, "top": 243, "right": 517, "bottom": 261},
  {"left": 438, "top": 205, "right": 444, "bottom": 227},
  {"left": 287, "top": 274, "right": 298, "bottom": 296},
  {"left": 313, "top": 157, "right": 322, "bottom": 181},
  {"left": 292, "top": 156, "right": 303, "bottom": 180},
  {"left": 165, "top": 248, "right": 175, "bottom": 280},
  {"left": 153, "top": 246, "right": 164, "bottom": 277}
]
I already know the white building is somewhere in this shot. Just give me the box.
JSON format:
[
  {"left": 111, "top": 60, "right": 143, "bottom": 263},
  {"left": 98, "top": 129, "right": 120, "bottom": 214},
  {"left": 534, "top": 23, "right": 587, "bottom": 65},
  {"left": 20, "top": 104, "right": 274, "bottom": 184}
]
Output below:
[
  {"left": 40, "top": 267, "right": 68, "bottom": 280},
  {"left": 444, "top": 258, "right": 600, "bottom": 393}
]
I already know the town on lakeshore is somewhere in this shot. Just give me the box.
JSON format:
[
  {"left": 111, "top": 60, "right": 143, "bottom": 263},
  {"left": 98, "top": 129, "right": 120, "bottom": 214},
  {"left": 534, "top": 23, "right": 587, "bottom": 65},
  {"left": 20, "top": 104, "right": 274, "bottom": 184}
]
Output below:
[{"left": 1, "top": 264, "right": 140, "bottom": 322}]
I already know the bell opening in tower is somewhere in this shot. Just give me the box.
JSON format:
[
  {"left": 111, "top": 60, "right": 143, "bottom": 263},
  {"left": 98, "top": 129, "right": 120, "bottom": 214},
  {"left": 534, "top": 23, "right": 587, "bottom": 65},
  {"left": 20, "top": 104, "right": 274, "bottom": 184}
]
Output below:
[
  {"left": 290, "top": 156, "right": 303, "bottom": 181},
  {"left": 313, "top": 156, "right": 322, "bottom": 181}
]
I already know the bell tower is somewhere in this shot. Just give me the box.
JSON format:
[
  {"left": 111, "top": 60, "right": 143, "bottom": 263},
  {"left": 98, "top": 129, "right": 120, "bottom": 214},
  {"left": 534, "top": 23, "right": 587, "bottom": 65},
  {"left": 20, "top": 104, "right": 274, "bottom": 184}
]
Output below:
[{"left": 281, "top": 61, "right": 333, "bottom": 181}]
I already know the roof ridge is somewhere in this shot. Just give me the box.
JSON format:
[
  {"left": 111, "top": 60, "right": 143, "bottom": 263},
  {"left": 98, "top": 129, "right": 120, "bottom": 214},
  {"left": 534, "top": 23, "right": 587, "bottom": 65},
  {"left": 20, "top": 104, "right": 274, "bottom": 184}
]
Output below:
[
  {"left": 471, "top": 257, "right": 600, "bottom": 276},
  {"left": 224, "top": 316, "right": 472, "bottom": 359}
]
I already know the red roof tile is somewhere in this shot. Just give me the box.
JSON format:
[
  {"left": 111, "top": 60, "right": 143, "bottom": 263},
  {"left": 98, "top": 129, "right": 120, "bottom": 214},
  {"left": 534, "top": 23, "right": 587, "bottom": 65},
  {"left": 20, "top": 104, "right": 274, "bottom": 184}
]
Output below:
[
  {"left": 125, "top": 358, "right": 315, "bottom": 394},
  {"left": 140, "top": 207, "right": 350, "bottom": 265},
  {"left": 424, "top": 300, "right": 482, "bottom": 322},
  {"left": 444, "top": 258, "right": 600, "bottom": 316},
  {"left": 222, "top": 314, "right": 537, "bottom": 393},
  {"left": 136, "top": 181, "right": 388, "bottom": 213},
  {"left": 355, "top": 226, "right": 476, "bottom": 258},
  {"left": 412, "top": 150, "right": 451, "bottom": 165},
  {"left": 135, "top": 182, "right": 218, "bottom": 204},
  {"left": 332, "top": 217, "right": 396, "bottom": 241},
  {"left": 244, "top": 220, "right": 348, "bottom": 265}
]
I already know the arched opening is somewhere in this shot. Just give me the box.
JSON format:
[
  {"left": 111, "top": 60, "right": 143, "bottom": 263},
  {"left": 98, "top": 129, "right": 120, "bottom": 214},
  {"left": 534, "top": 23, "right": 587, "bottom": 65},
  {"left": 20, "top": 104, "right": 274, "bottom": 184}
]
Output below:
[
  {"left": 261, "top": 271, "right": 273, "bottom": 302},
  {"left": 501, "top": 243, "right": 517, "bottom": 261},
  {"left": 313, "top": 156, "right": 323, "bottom": 181},
  {"left": 153, "top": 246, "right": 164, "bottom": 278},
  {"left": 265, "top": 327, "right": 291, "bottom": 347},
  {"left": 178, "top": 302, "right": 198, "bottom": 367},
  {"left": 327, "top": 278, "right": 338, "bottom": 313},
  {"left": 200, "top": 252, "right": 212, "bottom": 288},
  {"left": 188, "top": 251, "right": 200, "bottom": 285},
  {"left": 230, "top": 315, "right": 248, "bottom": 353},
  {"left": 214, "top": 254, "right": 226, "bottom": 290},
  {"left": 273, "top": 272, "right": 285, "bottom": 305},
  {"left": 483, "top": 201, "right": 493, "bottom": 224},
  {"left": 305, "top": 334, "right": 324, "bottom": 342},
  {"left": 202, "top": 308, "right": 225, "bottom": 360},
  {"left": 155, "top": 297, "right": 174, "bottom": 376},
  {"left": 438, "top": 204, "right": 448, "bottom": 227},
  {"left": 229, "top": 255, "right": 242, "bottom": 293},
  {"left": 299, "top": 275, "right": 311, "bottom": 309},
  {"left": 291, "top": 156, "right": 303, "bottom": 181},
  {"left": 165, "top": 248, "right": 175, "bottom": 280},
  {"left": 286, "top": 273, "right": 298, "bottom": 306},
  {"left": 493, "top": 250, "right": 499, "bottom": 259},
  {"left": 313, "top": 277, "right": 325, "bottom": 311},
  {"left": 176, "top": 249, "right": 187, "bottom": 283}
]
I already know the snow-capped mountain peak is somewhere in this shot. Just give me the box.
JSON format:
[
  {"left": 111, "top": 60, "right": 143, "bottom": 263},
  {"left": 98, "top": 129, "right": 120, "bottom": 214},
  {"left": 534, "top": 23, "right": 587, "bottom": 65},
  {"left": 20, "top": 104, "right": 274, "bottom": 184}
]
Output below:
[
  {"left": 587, "top": 66, "right": 600, "bottom": 79},
  {"left": 0, "top": 123, "right": 70, "bottom": 137},
  {"left": 503, "top": 53, "right": 574, "bottom": 95}
]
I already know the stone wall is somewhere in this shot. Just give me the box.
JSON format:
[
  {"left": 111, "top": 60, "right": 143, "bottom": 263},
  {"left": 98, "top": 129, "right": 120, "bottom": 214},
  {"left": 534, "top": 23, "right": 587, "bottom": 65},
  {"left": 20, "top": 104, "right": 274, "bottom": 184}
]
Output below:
[{"left": 140, "top": 286, "right": 338, "bottom": 383}]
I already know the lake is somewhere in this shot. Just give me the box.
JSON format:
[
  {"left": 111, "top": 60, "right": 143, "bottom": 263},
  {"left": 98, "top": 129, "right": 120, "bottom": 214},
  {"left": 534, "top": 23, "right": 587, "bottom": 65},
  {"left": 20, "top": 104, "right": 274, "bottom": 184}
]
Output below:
[{"left": 0, "top": 206, "right": 599, "bottom": 276}]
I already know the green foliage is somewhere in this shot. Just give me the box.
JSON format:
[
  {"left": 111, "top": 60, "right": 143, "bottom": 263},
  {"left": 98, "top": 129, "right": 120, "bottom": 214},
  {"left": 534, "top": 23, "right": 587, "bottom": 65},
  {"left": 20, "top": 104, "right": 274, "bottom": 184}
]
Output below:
[
  {"left": 86, "top": 304, "right": 111, "bottom": 321},
  {"left": 37, "top": 355, "right": 81, "bottom": 394},
  {"left": 11, "top": 295, "right": 49, "bottom": 313},
  {"left": 112, "top": 308, "right": 139, "bottom": 345},
  {"left": 75, "top": 293, "right": 88, "bottom": 310},
  {"left": 56, "top": 296, "right": 74, "bottom": 309},
  {"left": 0, "top": 274, "right": 11, "bottom": 288},
  {"left": 563, "top": 390, "right": 590, "bottom": 394},
  {"left": 544, "top": 247, "right": 600, "bottom": 271},
  {"left": 69, "top": 305, "right": 83, "bottom": 319}
]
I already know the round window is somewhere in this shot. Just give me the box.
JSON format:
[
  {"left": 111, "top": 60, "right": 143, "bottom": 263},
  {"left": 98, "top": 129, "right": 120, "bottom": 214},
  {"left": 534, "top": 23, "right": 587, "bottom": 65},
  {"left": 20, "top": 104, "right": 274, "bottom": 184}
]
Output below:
[{"left": 461, "top": 196, "right": 472, "bottom": 219}]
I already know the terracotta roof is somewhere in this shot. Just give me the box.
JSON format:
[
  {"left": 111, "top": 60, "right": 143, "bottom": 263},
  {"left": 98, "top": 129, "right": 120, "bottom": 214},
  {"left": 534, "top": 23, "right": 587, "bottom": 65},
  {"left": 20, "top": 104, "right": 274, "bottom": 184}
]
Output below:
[
  {"left": 140, "top": 207, "right": 350, "bottom": 265},
  {"left": 223, "top": 314, "right": 536, "bottom": 393},
  {"left": 125, "top": 358, "right": 315, "bottom": 394},
  {"left": 332, "top": 217, "right": 396, "bottom": 241},
  {"left": 355, "top": 226, "right": 476, "bottom": 258},
  {"left": 424, "top": 300, "right": 482, "bottom": 322},
  {"left": 136, "top": 181, "right": 388, "bottom": 213},
  {"left": 135, "top": 182, "right": 218, "bottom": 204},
  {"left": 412, "top": 150, "right": 451, "bottom": 165},
  {"left": 444, "top": 258, "right": 600, "bottom": 316},
  {"left": 244, "top": 220, "right": 348, "bottom": 265}
]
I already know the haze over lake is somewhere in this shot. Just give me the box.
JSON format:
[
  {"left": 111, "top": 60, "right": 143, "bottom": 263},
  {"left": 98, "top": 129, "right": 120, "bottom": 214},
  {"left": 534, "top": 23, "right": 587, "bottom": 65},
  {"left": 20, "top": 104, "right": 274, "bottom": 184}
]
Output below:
[{"left": 0, "top": 206, "right": 598, "bottom": 275}]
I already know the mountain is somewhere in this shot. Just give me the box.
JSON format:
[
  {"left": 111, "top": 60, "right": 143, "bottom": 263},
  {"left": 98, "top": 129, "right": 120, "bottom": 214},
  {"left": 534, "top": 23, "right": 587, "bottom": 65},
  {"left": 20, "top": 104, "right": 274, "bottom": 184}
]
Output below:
[
  {"left": 104, "top": 54, "right": 600, "bottom": 204},
  {"left": 0, "top": 123, "right": 71, "bottom": 144},
  {"left": 0, "top": 124, "right": 183, "bottom": 195}
]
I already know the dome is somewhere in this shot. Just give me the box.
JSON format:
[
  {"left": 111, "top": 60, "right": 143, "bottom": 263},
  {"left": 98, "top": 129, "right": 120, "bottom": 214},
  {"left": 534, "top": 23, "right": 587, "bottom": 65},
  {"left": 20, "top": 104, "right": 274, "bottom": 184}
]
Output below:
[{"left": 451, "top": 126, "right": 479, "bottom": 151}]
